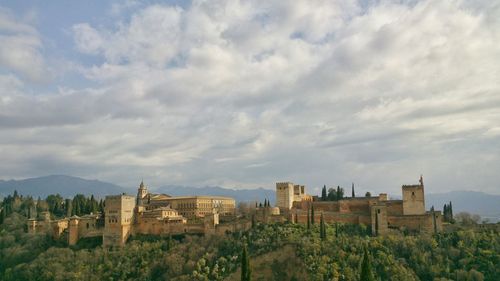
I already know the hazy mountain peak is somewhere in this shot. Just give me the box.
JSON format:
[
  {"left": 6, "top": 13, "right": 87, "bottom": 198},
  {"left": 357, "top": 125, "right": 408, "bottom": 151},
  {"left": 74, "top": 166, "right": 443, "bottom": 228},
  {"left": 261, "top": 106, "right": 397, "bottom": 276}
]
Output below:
[{"left": 0, "top": 175, "right": 127, "bottom": 199}]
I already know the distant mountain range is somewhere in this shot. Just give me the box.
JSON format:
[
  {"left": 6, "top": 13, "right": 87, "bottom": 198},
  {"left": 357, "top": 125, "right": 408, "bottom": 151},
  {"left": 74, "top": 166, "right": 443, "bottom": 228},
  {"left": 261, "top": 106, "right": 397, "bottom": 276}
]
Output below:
[
  {"left": 1, "top": 176, "right": 498, "bottom": 221},
  {"left": 0, "top": 175, "right": 125, "bottom": 198},
  {"left": 0, "top": 175, "right": 275, "bottom": 204},
  {"left": 426, "top": 191, "right": 500, "bottom": 222}
]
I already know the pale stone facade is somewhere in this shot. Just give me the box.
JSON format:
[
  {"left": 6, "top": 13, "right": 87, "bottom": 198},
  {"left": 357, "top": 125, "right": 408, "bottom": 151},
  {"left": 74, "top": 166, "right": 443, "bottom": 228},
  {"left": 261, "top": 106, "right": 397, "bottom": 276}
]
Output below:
[
  {"left": 276, "top": 182, "right": 312, "bottom": 210},
  {"left": 103, "top": 194, "right": 136, "bottom": 247},
  {"left": 402, "top": 175, "right": 426, "bottom": 215},
  {"left": 276, "top": 182, "right": 295, "bottom": 210}
]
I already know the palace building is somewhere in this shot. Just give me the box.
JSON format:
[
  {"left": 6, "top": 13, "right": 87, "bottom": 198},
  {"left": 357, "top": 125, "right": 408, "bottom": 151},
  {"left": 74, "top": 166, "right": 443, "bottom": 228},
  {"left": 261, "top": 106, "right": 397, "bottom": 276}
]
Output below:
[
  {"left": 29, "top": 181, "right": 239, "bottom": 248},
  {"left": 136, "top": 181, "right": 235, "bottom": 218},
  {"left": 281, "top": 176, "right": 442, "bottom": 235}
]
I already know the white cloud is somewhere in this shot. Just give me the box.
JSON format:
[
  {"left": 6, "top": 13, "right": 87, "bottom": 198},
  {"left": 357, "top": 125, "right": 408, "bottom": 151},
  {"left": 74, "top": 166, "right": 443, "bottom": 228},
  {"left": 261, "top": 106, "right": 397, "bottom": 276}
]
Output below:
[
  {"left": 0, "top": 0, "right": 499, "bottom": 195},
  {"left": 0, "top": 8, "right": 48, "bottom": 82},
  {"left": 74, "top": 5, "right": 183, "bottom": 66}
]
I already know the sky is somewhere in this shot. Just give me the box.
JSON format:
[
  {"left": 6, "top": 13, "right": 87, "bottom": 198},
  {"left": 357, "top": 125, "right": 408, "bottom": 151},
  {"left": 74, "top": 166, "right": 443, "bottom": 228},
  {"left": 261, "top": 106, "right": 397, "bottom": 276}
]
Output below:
[{"left": 0, "top": 0, "right": 499, "bottom": 196}]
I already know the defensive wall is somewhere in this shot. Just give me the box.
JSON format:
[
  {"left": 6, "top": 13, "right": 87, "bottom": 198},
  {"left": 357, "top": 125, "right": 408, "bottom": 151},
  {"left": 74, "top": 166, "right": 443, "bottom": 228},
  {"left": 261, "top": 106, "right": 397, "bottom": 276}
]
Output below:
[{"left": 284, "top": 176, "right": 442, "bottom": 235}]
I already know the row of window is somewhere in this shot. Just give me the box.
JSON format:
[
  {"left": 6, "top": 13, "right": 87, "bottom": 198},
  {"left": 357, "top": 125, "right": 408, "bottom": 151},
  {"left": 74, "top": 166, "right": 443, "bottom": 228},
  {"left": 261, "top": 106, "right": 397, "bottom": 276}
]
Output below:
[
  {"left": 178, "top": 202, "right": 196, "bottom": 208},
  {"left": 108, "top": 218, "right": 131, "bottom": 223},
  {"left": 177, "top": 202, "right": 231, "bottom": 209}
]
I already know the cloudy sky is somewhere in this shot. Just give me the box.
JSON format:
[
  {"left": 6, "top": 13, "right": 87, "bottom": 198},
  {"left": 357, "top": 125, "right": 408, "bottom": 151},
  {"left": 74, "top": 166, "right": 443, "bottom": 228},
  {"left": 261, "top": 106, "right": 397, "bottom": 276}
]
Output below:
[{"left": 1, "top": 0, "right": 499, "bottom": 195}]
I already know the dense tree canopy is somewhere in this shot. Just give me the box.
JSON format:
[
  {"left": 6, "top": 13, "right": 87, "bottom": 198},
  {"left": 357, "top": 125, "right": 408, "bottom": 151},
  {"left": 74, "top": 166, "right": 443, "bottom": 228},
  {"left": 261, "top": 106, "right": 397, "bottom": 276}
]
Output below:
[{"left": 1, "top": 191, "right": 499, "bottom": 281}]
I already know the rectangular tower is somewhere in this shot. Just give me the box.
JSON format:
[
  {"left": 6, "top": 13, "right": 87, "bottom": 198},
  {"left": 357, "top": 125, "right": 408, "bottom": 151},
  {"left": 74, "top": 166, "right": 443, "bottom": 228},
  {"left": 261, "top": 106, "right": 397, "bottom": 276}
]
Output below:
[
  {"left": 103, "top": 194, "right": 136, "bottom": 247},
  {"left": 402, "top": 184, "right": 425, "bottom": 215},
  {"left": 276, "top": 182, "right": 295, "bottom": 210}
]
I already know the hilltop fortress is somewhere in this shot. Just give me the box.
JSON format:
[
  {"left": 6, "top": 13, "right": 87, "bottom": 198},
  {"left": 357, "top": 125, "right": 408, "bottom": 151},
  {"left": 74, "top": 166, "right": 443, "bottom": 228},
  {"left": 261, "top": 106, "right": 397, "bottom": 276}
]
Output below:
[
  {"left": 28, "top": 176, "right": 443, "bottom": 247},
  {"left": 278, "top": 176, "right": 442, "bottom": 234}
]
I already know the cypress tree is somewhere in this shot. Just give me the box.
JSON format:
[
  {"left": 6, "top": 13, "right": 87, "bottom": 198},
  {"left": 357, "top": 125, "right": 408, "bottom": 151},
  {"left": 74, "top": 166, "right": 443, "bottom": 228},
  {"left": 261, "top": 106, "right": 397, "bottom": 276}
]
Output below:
[
  {"left": 335, "top": 222, "right": 338, "bottom": 237},
  {"left": 72, "top": 200, "right": 79, "bottom": 216},
  {"left": 99, "top": 199, "right": 104, "bottom": 214},
  {"left": 251, "top": 214, "right": 256, "bottom": 228},
  {"left": 90, "top": 195, "right": 98, "bottom": 214},
  {"left": 0, "top": 209, "right": 5, "bottom": 225},
  {"left": 337, "top": 186, "right": 344, "bottom": 200},
  {"left": 321, "top": 185, "right": 327, "bottom": 201},
  {"left": 449, "top": 201, "right": 453, "bottom": 222},
  {"left": 320, "top": 212, "right": 326, "bottom": 240},
  {"left": 241, "top": 244, "right": 251, "bottom": 281},
  {"left": 307, "top": 207, "right": 311, "bottom": 230},
  {"left": 65, "top": 199, "right": 72, "bottom": 217},
  {"left": 352, "top": 183, "right": 355, "bottom": 198},
  {"left": 432, "top": 207, "right": 437, "bottom": 234},
  {"left": 443, "top": 204, "right": 448, "bottom": 222},
  {"left": 360, "top": 248, "right": 375, "bottom": 281},
  {"left": 311, "top": 204, "right": 315, "bottom": 225}
]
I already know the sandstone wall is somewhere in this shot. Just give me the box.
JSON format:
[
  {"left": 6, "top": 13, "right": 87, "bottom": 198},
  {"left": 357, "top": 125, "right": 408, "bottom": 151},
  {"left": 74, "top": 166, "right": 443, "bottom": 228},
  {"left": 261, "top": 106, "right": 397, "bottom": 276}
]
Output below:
[
  {"left": 386, "top": 201, "right": 404, "bottom": 216},
  {"left": 388, "top": 213, "right": 441, "bottom": 233},
  {"left": 402, "top": 185, "right": 425, "bottom": 215},
  {"left": 293, "top": 209, "right": 371, "bottom": 225}
]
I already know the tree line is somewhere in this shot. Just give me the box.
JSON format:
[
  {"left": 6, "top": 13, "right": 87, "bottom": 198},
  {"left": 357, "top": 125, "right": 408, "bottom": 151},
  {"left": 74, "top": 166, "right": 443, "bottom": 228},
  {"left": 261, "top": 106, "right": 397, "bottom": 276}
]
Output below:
[
  {"left": 0, "top": 191, "right": 104, "bottom": 225},
  {"left": 1, "top": 190, "right": 498, "bottom": 280}
]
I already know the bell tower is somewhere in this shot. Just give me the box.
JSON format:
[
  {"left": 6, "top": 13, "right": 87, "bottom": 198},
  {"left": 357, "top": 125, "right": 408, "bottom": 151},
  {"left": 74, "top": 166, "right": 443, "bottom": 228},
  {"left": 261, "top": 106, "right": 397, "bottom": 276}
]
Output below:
[{"left": 137, "top": 180, "right": 148, "bottom": 207}]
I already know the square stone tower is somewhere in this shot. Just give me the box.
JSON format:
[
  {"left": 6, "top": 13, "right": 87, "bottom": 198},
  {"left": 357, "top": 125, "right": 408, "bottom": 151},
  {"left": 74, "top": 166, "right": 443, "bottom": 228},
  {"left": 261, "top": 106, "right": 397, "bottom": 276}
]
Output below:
[
  {"left": 402, "top": 176, "right": 425, "bottom": 215},
  {"left": 103, "top": 194, "right": 136, "bottom": 247},
  {"left": 371, "top": 204, "right": 388, "bottom": 235},
  {"left": 276, "top": 182, "right": 295, "bottom": 210}
]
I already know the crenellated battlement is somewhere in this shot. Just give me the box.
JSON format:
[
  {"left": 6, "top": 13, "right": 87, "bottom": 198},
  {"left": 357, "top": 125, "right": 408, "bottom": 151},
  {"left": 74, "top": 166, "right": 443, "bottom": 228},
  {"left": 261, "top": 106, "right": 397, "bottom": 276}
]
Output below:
[
  {"left": 276, "top": 182, "right": 293, "bottom": 187},
  {"left": 402, "top": 184, "right": 423, "bottom": 189}
]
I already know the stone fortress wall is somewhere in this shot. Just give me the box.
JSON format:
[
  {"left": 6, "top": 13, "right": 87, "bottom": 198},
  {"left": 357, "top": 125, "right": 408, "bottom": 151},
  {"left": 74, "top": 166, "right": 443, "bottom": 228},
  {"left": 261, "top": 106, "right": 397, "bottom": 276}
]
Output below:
[
  {"left": 284, "top": 176, "right": 442, "bottom": 235},
  {"left": 28, "top": 176, "right": 443, "bottom": 247}
]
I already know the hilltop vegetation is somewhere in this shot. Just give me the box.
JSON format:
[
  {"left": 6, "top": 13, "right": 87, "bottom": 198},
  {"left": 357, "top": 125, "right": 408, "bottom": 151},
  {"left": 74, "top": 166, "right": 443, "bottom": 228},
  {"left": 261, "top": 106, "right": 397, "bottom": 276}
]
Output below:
[{"left": 1, "top": 191, "right": 499, "bottom": 280}]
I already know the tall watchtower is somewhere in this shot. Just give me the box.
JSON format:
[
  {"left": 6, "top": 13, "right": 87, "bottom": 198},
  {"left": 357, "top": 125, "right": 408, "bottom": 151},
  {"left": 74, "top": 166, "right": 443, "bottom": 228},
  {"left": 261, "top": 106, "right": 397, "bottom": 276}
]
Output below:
[
  {"left": 402, "top": 175, "right": 425, "bottom": 215},
  {"left": 103, "top": 194, "right": 136, "bottom": 247},
  {"left": 276, "top": 182, "right": 295, "bottom": 210}
]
